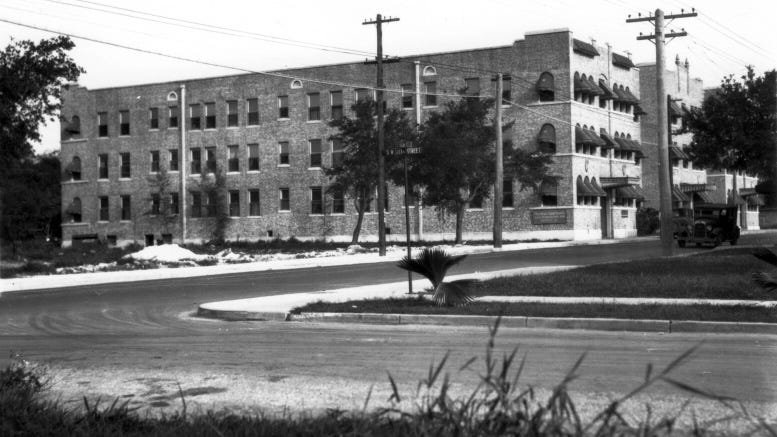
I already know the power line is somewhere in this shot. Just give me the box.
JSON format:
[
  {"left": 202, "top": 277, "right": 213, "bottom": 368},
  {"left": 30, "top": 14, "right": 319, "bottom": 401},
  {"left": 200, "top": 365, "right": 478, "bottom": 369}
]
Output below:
[{"left": 37, "top": 0, "right": 376, "bottom": 58}]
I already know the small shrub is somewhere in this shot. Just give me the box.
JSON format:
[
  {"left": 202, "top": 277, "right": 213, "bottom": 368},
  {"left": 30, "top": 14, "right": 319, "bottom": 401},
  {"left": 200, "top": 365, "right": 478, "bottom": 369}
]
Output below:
[
  {"left": 397, "top": 247, "right": 474, "bottom": 306},
  {"left": 636, "top": 207, "right": 660, "bottom": 236}
]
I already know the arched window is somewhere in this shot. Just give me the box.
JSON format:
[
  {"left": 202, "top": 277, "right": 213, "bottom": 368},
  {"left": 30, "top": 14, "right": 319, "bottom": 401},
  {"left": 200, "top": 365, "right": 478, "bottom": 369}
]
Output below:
[
  {"left": 67, "top": 197, "right": 82, "bottom": 223},
  {"left": 537, "top": 72, "right": 555, "bottom": 101},
  {"left": 166, "top": 91, "right": 178, "bottom": 102},
  {"left": 539, "top": 177, "right": 558, "bottom": 206},
  {"left": 538, "top": 123, "right": 556, "bottom": 154},
  {"left": 69, "top": 156, "right": 82, "bottom": 181},
  {"left": 573, "top": 72, "right": 582, "bottom": 101},
  {"left": 290, "top": 79, "right": 303, "bottom": 89},
  {"left": 422, "top": 66, "right": 437, "bottom": 76},
  {"left": 65, "top": 115, "right": 81, "bottom": 135}
]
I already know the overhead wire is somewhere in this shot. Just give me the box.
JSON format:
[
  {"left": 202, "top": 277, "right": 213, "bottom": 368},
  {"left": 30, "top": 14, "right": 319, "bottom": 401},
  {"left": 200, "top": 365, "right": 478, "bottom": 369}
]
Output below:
[{"left": 37, "top": 0, "right": 376, "bottom": 58}]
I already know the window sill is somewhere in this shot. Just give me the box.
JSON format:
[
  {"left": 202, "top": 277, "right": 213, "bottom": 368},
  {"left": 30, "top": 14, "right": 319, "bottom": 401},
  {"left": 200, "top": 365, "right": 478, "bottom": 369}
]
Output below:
[
  {"left": 62, "top": 222, "right": 89, "bottom": 227},
  {"left": 226, "top": 126, "right": 240, "bottom": 129},
  {"left": 246, "top": 124, "right": 260, "bottom": 128},
  {"left": 120, "top": 220, "right": 133, "bottom": 223},
  {"left": 227, "top": 171, "right": 240, "bottom": 174},
  {"left": 402, "top": 107, "right": 414, "bottom": 111},
  {"left": 308, "top": 167, "right": 322, "bottom": 171},
  {"left": 422, "top": 105, "right": 438, "bottom": 109},
  {"left": 278, "top": 210, "right": 291, "bottom": 213},
  {"left": 247, "top": 170, "right": 260, "bottom": 173},
  {"left": 247, "top": 215, "right": 262, "bottom": 218},
  {"left": 329, "top": 213, "right": 346, "bottom": 216},
  {"left": 98, "top": 178, "right": 109, "bottom": 181},
  {"left": 118, "top": 135, "right": 131, "bottom": 138},
  {"left": 167, "top": 127, "right": 179, "bottom": 130},
  {"left": 307, "top": 120, "right": 321, "bottom": 123},
  {"left": 149, "top": 129, "right": 159, "bottom": 132},
  {"left": 96, "top": 220, "right": 109, "bottom": 223},
  {"left": 466, "top": 208, "right": 484, "bottom": 212},
  {"left": 62, "top": 180, "right": 90, "bottom": 185},
  {"left": 168, "top": 170, "right": 179, "bottom": 173},
  {"left": 278, "top": 164, "right": 290, "bottom": 168},
  {"left": 277, "top": 118, "right": 290, "bottom": 121},
  {"left": 119, "top": 178, "right": 132, "bottom": 181}
]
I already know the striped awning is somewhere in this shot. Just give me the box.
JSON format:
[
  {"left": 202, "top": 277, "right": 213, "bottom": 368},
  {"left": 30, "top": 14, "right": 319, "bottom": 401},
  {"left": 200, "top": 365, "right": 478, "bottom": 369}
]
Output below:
[
  {"left": 538, "top": 124, "right": 556, "bottom": 144},
  {"left": 599, "top": 130, "right": 617, "bottom": 149},
  {"left": 669, "top": 101, "right": 683, "bottom": 117},
  {"left": 623, "top": 88, "right": 640, "bottom": 104},
  {"left": 693, "top": 190, "right": 715, "bottom": 204},
  {"left": 575, "top": 126, "right": 606, "bottom": 146},
  {"left": 536, "top": 73, "right": 554, "bottom": 92},
  {"left": 583, "top": 76, "right": 603, "bottom": 95},
  {"left": 589, "top": 178, "right": 607, "bottom": 196},
  {"left": 633, "top": 104, "right": 648, "bottom": 116},
  {"left": 612, "top": 52, "right": 635, "bottom": 69},
  {"left": 669, "top": 146, "right": 690, "bottom": 161},
  {"left": 612, "top": 86, "right": 629, "bottom": 102},
  {"left": 577, "top": 177, "right": 594, "bottom": 196},
  {"left": 573, "top": 39, "right": 599, "bottom": 57},
  {"left": 600, "top": 177, "right": 641, "bottom": 188},
  {"left": 617, "top": 185, "right": 644, "bottom": 200},
  {"left": 598, "top": 80, "right": 615, "bottom": 100},
  {"left": 614, "top": 137, "right": 643, "bottom": 155},
  {"left": 680, "top": 183, "right": 715, "bottom": 193},
  {"left": 672, "top": 186, "right": 690, "bottom": 202}
]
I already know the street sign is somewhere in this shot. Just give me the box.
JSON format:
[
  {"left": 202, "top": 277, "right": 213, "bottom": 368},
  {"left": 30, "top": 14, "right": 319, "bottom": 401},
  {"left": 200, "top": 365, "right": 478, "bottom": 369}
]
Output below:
[{"left": 384, "top": 147, "right": 422, "bottom": 156}]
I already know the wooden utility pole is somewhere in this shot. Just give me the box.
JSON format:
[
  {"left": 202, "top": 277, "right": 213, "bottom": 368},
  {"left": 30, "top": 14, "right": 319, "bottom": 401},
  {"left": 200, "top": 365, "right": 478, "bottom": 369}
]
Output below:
[
  {"left": 628, "top": 8, "right": 696, "bottom": 257},
  {"left": 493, "top": 74, "right": 503, "bottom": 248},
  {"left": 363, "top": 14, "right": 399, "bottom": 256}
]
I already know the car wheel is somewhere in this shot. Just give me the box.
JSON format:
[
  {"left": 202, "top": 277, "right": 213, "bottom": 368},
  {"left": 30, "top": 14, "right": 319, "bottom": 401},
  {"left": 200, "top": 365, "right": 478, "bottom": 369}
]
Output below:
[
  {"left": 678, "top": 240, "right": 686, "bottom": 248},
  {"left": 713, "top": 236, "right": 722, "bottom": 247}
]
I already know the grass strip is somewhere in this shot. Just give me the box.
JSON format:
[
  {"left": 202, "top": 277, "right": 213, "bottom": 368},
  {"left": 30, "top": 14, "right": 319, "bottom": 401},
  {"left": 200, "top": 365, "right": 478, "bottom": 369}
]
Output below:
[
  {"left": 295, "top": 297, "right": 777, "bottom": 323},
  {"left": 469, "top": 248, "right": 774, "bottom": 301}
]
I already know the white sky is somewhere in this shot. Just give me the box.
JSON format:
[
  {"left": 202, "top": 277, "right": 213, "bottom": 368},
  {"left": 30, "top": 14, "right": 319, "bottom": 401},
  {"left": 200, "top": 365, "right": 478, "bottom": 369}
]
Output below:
[{"left": 2, "top": 0, "right": 775, "bottom": 153}]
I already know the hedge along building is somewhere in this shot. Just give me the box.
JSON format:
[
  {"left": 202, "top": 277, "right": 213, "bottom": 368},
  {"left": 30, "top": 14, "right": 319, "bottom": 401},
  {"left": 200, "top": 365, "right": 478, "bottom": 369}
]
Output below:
[
  {"left": 638, "top": 57, "right": 761, "bottom": 230},
  {"left": 59, "top": 28, "right": 646, "bottom": 247}
]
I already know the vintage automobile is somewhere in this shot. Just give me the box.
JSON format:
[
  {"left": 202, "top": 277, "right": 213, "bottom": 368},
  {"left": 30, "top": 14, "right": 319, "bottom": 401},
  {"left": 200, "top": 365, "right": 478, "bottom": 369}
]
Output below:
[{"left": 673, "top": 204, "right": 740, "bottom": 248}]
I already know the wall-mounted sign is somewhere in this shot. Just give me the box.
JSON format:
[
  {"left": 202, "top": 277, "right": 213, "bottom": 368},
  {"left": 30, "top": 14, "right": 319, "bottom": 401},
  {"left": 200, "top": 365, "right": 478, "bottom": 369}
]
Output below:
[{"left": 531, "top": 209, "right": 568, "bottom": 225}]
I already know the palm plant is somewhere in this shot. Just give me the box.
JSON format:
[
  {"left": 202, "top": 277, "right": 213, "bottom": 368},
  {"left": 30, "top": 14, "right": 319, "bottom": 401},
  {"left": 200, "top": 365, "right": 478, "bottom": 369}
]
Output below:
[{"left": 397, "top": 247, "right": 475, "bottom": 306}]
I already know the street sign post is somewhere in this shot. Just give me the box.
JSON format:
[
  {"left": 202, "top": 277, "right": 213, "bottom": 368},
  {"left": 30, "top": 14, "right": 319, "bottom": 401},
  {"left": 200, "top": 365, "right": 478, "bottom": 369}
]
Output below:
[{"left": 386, "top": 145, "right": 422, "bottom": 294}]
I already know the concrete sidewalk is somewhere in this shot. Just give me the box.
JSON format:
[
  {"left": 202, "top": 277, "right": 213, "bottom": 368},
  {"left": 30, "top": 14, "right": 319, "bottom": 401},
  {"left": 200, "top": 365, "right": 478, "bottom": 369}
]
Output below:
[
  {"left": 196, "top": 265, "right": 777, "bottom": 335},
  {"left": 1, "top": 237, "right": 653, "bottom": 293}
]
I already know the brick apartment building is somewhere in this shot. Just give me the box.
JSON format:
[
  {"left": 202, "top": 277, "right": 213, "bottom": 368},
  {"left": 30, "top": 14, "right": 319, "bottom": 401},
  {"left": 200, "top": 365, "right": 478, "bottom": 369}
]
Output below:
[
  {"left": 59, "top": 28, "right": 648, "bottom": 247},
  {"left": 639, "top": 57, "right": 760, "bottom": 230}
]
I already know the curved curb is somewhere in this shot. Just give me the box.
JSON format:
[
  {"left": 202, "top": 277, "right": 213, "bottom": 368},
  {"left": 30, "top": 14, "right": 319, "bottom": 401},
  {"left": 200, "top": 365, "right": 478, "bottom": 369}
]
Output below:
[
  {"left": 289, "top": 312, "right": 777, "bottom": 335},
  {"left": 196, "top": 306, "right": 290, "bottom": 322}
]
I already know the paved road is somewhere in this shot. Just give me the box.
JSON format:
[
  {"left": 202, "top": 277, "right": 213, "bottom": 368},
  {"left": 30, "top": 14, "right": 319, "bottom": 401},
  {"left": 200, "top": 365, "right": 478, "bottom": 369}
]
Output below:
[{"left": 1, "top": 235, "right": 776, "bottom": 423}]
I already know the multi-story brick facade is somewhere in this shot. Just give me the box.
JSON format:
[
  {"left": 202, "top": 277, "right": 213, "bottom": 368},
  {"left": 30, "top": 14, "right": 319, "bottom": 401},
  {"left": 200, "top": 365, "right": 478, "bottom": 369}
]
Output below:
[
  {"left": 59, "top": 28, "right": 646, "bottom": 246},
  {"left": 638, "top": 58, "right": 760, "bottom": 229}
]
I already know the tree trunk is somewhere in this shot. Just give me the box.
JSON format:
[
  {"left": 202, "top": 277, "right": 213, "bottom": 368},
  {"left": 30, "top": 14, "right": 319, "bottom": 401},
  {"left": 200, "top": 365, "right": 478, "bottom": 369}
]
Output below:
[
  {"left": 351, "top": 197, "right": 366, "bottom": 245},
  {"left": 454, "top": 204, "right": 465, "bottom": 245}
]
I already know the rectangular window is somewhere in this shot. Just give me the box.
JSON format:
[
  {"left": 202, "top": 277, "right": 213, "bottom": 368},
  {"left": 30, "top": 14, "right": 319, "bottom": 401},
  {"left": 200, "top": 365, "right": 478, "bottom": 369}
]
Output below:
[
  {"left": 119, "top": 110, "right": 130, "bottom": 136},
  {"left": 191, "top": 148, "right": 201, "bottom": 174},
  {"left": 424, "top": 82, "right": 437, "bottom": 106},
  {"left": 151, "top": 193, "right": 160, "bottom": 215},
  {"left": 501, "top": 75, "right": 512, "bottom": 105},
  {"left": 121, "top": 195, "right": 131, "bottom": 220},
  {"left": 249, "top": 190, "right": 260, "bottom": 216},
  {"left": 205, "top": 148, "right": 216, "bottom": 173},
  {"left": 98, "top": 112, "right": 108, "bottom": 137},
  {"left": 150, "top": 151, "right": 160, "bottom": 173},
  {"left": 228, "top": 145, "right": 239, "bottom": 172},
  {"left": 169, "top": 149, "right": 179, "bottom": 171},
  {"left": 503, "top": 178, "right": 514, "bottom": 208},
  {"left": 99, "top": 196, "right": 109, "bottom": 221},
  {"left": 330, "top": 91, "right": 343, "bottom": 119},
  {"left": 278, "top": 95, "right": 289, "bottom": 119},
  {"left": 98, "top": 154, "right": 108, "bottom": 179},
  {"left": 191, "top": 192, "right": 202, "bottom": 218},
  {"left": 190, "top": 104, "right": 201, "bottom": 130},
  {"left": 308, "top": 93, "right": 321, "bottom": 121},
  {"left": 279, "top": 188, "right": 290, "bottom": 211},
  {"left": 227, "top": 100, "right": 238, "bottom": 127},
  {"left": 401, "top": 84, "right": 414, "bottom": 109},
  {"left": 355, "top": 88, "right": 370, "bottom": 102},
  {"left": 170, "top": 192, "right": 179, "bottom": 215},
  {"left": 206, "top": 191, "right": 217, "bottom": 217},
  {"left": 149, "top": 107, "right": 159, "bottom": 129},
  {"left": 229, "top": 190, "right": 240, "bottom": 217},
  {"left": 120, "top": 152, "right": 130, "bottom": 178},
  {"left": 310, "top": 186, "right": 323, "bottom": 214},
  {"left": 469, "top": 188, "right": 483, "bottom": 209},
  {"left": 248, "top": 144, "right": 259, "bottom": 171},
  {"left": 465, "top": 78, "right": 480, "bottom": 96},
  {"left": 331, "top": 187, "right": 345, "bottom": 214},
  {"left": 309, "top": 139, "right": 322, "bottom": 168},
  {"left": 168, "top": 106, "right": 178, "bottom": 128},
  {"left": 331, "top": 139, "right": 345, "bottom": 167},
  {"left": 246, "top": 98, "right": 259, "bottom": 125},
  {"left": 279, "top": 141, "right": 289, "bottom": 165},
  {"left": 204, "top": 102, "right": 216, "bottom": 129}
]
